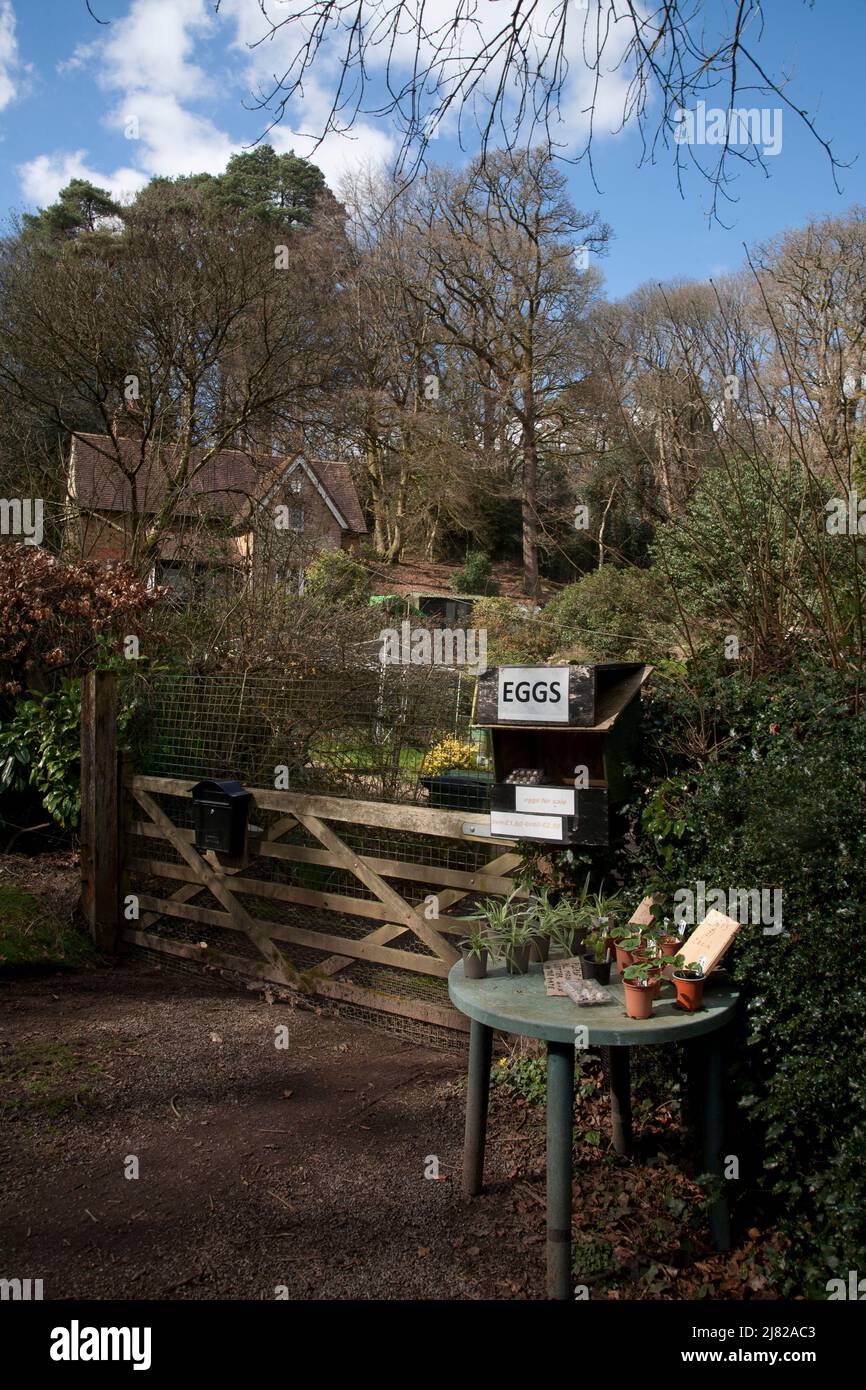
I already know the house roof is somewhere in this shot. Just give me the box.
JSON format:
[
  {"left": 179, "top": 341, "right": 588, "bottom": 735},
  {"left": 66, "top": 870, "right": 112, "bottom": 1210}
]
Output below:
[{"left": 68, "top": 434, "right": 366, "bottom": 534}]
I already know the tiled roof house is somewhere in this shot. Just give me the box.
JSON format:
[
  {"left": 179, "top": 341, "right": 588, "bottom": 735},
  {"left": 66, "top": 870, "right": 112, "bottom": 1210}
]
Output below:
[{"left": 66, "top": 432, "right": 366, "bottom": 593}]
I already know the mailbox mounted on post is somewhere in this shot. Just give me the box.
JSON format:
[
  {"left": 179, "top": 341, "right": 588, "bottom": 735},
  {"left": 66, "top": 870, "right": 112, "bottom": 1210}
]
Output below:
[
  {"left": 191, "top": 779, "right": 252, "bottom": 857},
  {"left": 473, "top": 662, "right": 651, "bottom": 847}
]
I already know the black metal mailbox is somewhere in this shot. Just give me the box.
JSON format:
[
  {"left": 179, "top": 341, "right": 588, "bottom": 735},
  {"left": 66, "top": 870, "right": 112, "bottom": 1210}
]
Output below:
[{"left": 191, "top": 779, "right": 252, "bottom": 856}]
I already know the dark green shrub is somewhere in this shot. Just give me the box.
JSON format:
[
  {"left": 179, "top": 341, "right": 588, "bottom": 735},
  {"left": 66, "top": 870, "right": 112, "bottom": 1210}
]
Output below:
[
  {"left": 451, "top": 550, "right": 498, "bottom": 596},
  {"left": 303, "top": 549, "right": 371, "bottom": 607},
  {"left": 545, "top": 564, "right": 674, "bottom": 661},
  {"left": 0, "top": 678, "right": 81, "bottom": 829},
  {"left": 635, "top": 659, "right": 866, "bottom": 1293}
]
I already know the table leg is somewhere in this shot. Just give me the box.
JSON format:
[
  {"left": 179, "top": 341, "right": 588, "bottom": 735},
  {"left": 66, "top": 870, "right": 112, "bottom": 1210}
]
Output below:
[
  {"left": 462, "top": 1019, "right": 493, "bottom": 1198},
  {"left": 606, "top": 1045, "right": 632, "bottom": 1157},
  {"left": 546, "top": 1040, "right": 575, "bottom": 1301},
  {"left": 701, "top": 1030, "right": 731, "bottom": 1253}
]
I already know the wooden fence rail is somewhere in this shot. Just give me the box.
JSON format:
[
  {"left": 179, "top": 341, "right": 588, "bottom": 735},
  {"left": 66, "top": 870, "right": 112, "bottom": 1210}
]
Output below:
[{"left": 118, "top": 771, "right": 523, "bottom": 1033}]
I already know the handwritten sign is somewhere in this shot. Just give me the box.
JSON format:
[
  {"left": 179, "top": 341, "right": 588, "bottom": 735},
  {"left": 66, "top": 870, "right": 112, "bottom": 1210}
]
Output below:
[
  {"left": 543, "top": 957, "right": 584, "bottom": 996},
  {"left": 680, "top": 909, "right": 740, "bottom": 975}
]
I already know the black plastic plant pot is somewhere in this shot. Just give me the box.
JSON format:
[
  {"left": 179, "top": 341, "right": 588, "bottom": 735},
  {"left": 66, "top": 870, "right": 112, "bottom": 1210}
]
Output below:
[
  {"left": 462, "top": 947, "right": 488, "bottom": 980},
  {"left": 506, "top": 944, "right": 532, "bottom": 976},
  {"left": 420, "top": 771, "right": 491, "bottom": 812},
  {"left": 531, "top": 934, "right": 551, "bottom": 963},
  {"left": 582, "top": 955, "right": 611, "bottom": 984}
]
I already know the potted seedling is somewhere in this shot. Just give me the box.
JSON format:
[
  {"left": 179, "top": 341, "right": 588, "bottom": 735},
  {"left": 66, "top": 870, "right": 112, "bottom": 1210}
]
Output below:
[
  {"left": 496, "top": 920, "right": 538, "bottom": 975},
  {"left": 583, "top": 887, "right": 624, "bottom": 946},
  {"left": 524, "top": 887, "right": 557, "bottom": 961},
  {"left": 459, "top": 925, "right": 491, "bottom": 980},
  {"left": 657, "top": 917, "right": 681, "bottom": 957},
  {"left": 614, "top": 926, "right": 656, "bottom": 975},
  {"left": 672, "top": 954, "right": 706, "bottom": 1011},
  {"left": 621, "top": 955, "right": 662, "bottom": 1020},
  {"left": 581, "top": 925, "right": 611, "bottom": 985},
  {"left": 463, "top": 889, "right": 526, "bottom": 973}
]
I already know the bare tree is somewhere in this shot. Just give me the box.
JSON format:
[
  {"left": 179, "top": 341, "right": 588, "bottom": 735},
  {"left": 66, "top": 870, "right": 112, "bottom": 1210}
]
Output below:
[
  {"left": 0, "top": 188, "right": 344, "bottom": 573},
  {"left": 404, "top": 147, "right": 609, "bottom": 595},
  {"left": 214, "top": 0, "right": 845, "bottom": 212}
]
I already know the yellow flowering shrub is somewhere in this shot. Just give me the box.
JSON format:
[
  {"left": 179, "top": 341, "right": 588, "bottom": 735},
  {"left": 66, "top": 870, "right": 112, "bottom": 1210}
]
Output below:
[{"left": 420, "top": 736, "right": 478, "bottom": 776}]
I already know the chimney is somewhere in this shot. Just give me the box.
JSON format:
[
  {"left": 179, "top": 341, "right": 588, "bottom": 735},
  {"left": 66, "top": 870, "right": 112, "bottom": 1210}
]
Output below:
[{"left": 112, "top": 400, "right": 144, "bottom": 439}]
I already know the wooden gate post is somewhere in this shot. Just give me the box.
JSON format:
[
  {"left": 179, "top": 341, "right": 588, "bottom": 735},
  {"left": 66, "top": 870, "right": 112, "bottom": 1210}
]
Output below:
[{"left": 80, "top": 670, "right": 120, "bottom": 951}]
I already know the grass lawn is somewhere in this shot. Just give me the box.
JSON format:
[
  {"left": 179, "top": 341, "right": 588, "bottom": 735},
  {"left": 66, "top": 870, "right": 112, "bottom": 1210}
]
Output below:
[{"left": 0, "top": 882, "right": 96, "bottom": 969}]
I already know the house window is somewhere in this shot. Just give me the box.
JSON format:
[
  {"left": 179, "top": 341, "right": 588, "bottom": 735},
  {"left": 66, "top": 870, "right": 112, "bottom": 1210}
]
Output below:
[{"left": 290, "top": 505, "right": 304, "bottom": 533}]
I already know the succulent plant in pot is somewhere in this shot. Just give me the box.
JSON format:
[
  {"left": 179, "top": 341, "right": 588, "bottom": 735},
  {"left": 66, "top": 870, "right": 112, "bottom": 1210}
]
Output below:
[
  {"left": 581, "top": 926, "right": 611, "bottom": 985},
  {"left": 621, "top": 955, "right": 662, "bottom": 1019},
  {"left": 671, "top": 954, "right": 706, "bottom": 1011}
]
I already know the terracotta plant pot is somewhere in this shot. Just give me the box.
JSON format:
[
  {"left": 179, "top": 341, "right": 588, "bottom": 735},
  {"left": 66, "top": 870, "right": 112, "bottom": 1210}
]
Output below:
[
  {"left": 462, "top": 948, "right": 488, "bottom": 980},
  {"left": 623, "top": 980, "right": 656, "bottom": 1020},
  {"left": 614, "top": 945, "right": 634, "bottom": 973},
  {"left": 660, "top": 936, "right": 680, "bottom": 958},
  {"left": 531, "top": 934, "right": 551, "bottom": 963},
  {"left": 506, "top": 944, "right": 532, "bottom": 976},
  {"left": 582, "top": 955, "right": 611, "bottom": 985},
  {"left": 673, "top": 970, "right": 705, "bottom": 1011}
]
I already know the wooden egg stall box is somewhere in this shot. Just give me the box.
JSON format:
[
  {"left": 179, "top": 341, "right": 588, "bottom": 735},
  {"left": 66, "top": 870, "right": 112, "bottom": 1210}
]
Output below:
[{"left": 473, "top": 662, "right": 651, "bottom": 846}]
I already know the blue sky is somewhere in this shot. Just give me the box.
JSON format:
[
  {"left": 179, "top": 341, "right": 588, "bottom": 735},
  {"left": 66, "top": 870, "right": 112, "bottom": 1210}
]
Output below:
[{"left": 0, "top": 0, "right": 863, "bottom": 299}]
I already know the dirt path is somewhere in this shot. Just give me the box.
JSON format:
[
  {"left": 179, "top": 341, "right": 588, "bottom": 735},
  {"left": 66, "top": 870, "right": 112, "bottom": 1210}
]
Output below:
[
  {"left": 1, "top": 954, "right": 777, "bottom": 1301},
  {"left": 1, "top": 960, "right": 548, "bottom": 1300}
]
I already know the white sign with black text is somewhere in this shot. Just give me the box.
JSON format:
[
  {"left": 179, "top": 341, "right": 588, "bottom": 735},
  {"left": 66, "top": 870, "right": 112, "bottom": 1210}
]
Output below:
[{"left": 496, "top": 667, "right": 569, "bottom": 723}]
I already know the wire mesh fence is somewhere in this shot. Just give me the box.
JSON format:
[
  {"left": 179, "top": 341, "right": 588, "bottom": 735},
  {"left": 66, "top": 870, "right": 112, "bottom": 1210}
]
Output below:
[{"left": 122, "top": 664, "right": 492, "bottom": 813}]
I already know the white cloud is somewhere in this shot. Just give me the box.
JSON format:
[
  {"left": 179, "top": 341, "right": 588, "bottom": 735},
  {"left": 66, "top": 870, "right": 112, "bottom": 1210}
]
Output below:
[
  {"left": 95, "top": 0, "right": 237, "bottom": 176},
  {"left": 0, "top": 0, "right": 21, "bottom": 111},
  {"left": 25, "top": 0, "right": 237, "bottom": 208},
  {"left": 18, "top": 149, "right": 148, "bottom": 207}
]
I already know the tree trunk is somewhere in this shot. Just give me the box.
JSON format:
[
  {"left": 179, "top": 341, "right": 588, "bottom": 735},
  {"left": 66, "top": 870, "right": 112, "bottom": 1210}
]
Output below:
[{"left": 521, "top": 411, "right": 540, "bottom": 598}]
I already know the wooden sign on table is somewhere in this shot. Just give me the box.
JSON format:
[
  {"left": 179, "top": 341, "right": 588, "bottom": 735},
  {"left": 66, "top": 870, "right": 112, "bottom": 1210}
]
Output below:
[
  {"left": 679, "top": 909, "right": 740, "bottom": 975},
  {"left": 628, "top": 894, "right": 664, "bottom": 927}
]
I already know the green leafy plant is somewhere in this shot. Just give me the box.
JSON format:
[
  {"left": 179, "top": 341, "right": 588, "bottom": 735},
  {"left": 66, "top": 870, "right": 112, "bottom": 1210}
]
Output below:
[
  {"left": 523, "top": 885, "right": 560, "bottom": 938},
  {"left": 0, "top": 678, "right": 81, "bottom": 829},
  {"left": 671, "top": 954, "right": 704, "bottom": 979},
  {"left": 302, "top": 548, "right": 371, "bottom": 608},
  {"left": 622, "top": 956, "right": 661, "bottom": 988},
  {"left": 494, "top": 919, "right": 538, "bottom": 972},
  {"left": 633, "top": 657, "right": 866, "bottom": 1291},
  {"left": 463, "top": 888, "right": 525, "bottom": 937},
  {"left": 460, "top": 925, "right": 492, "bottom": 959},
  {"left": 492, "top": 1053, "right": 546, "bottom": 1106},
  {"left": 582, "top": 926, "right": 609, "bottom": 964},
  {"left": 450, "top": 550, "right": 498, "bottom": 596}
]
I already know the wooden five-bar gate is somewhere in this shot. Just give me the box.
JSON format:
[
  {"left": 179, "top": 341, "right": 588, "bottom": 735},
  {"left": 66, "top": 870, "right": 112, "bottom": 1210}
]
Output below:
[{"left": 81, "top": 672, "right": 523, "bottom": 1039}]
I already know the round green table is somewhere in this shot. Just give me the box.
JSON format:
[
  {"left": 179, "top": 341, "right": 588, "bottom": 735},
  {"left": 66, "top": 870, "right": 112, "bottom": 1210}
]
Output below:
[{"left": 448, "top": 960, "right": 739, "bottom": 1300}]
